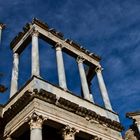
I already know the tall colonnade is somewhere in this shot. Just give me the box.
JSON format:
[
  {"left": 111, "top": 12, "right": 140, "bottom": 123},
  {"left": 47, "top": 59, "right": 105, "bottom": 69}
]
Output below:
[{"left": 10, "top": 29, "right": 112, "bottom": 111}]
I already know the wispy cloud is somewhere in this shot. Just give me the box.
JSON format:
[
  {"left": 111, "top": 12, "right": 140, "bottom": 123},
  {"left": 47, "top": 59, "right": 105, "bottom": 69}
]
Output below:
[{"left": 0, "top": 0, "right": 140, "bottom": 133}]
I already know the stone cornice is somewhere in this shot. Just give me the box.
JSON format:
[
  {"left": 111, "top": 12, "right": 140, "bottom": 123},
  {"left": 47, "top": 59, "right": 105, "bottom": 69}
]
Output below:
[
  {"left": 126, "top": 111, "right": 140, "bottom": 118},
  {"left": 2, "top": 89, "right": 124, "bottom": 132},
  {"left": 65, "top": 39, "right": 101, "bottom": 61},
  {"left": 10, "top": 23, "right": 30, "bottom": 50},
  {"left": 10, "top": 18, "right": 101, "bottom": 61}
]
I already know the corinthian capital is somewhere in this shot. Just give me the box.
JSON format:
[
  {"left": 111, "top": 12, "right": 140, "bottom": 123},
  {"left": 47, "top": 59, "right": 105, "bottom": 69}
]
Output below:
[
  {"left": 32, "top": 30, "right": 39, "bottom": 37},
  {"left": 76, "top": 56, "right": 85, "bottom": 63},
  {"left": 0, "top": 23, "right": 6, "bottom": 29},
  {"left": 55, "top": 42, "right": 63, "bottom": 51},
  {"left": 62, "top": 125, "right": 78, "bottom": 139},
  {"left": 91, "top": 136, "right": 102, "bottom": 140},
  {"left": 29, "top": 113, "right": 44, "bottom": 130},
  {"left": 95, "top": 66, "right": 103, "bottom": 73}
]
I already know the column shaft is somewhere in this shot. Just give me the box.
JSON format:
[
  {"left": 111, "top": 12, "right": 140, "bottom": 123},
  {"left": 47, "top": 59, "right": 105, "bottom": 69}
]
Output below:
[
  {"left": 77, "top": 57, "right": 92, "bottom": 102},
  {"left": 29, "top": 113, "right": 44, "bottom": 140},
  {"left": 56, "top": 44, "right": 67, "bottom": 89},
  {"left": 0, "top": 28, "right": 2, "bottom": 44},
  {"left": 32, "top": 30, "right": 40, "bottom": 76},
  {"left": 96, "top": 67, "right": 112, "bottom": 110},
  {"left": 63, "top": 136, "right": 75, "bottom": 140},
  {"left": 30, "top": 128, "right": 42, "bottom": 140},
  {"left": 10, "top": 53, "right": 19, "bottom": 97}
]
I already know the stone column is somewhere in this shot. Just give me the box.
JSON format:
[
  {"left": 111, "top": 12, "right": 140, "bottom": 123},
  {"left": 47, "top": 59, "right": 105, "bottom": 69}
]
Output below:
[
  {"left": 29, "top": 113, "right": 44, "bottom": 140},
  {"left": 10, "top": 53, "right": 19, "bottom": 97},
  {"left": 77, "top": 57, "right": 93, "bottom": 102},
  {"left": 0, "top": 23, "right": 5, "bottom": 44},
  {"left": 62, "top": 125, "right": 77, "bottom": 140},
  {"left": 32, "top": 30, "right": 40, "bottom": 77},
  {"left": 135, "top": 121, "right": 140, "bottom": 134},
  {"left": 55, "top": 43, "right": 67, "bottom": 89},
  {"left": 95, "top": 67, "right": 112, "bottom": 110}
]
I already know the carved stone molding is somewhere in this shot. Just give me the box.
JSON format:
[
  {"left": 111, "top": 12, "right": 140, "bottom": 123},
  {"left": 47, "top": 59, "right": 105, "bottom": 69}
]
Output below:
[
  {"left": 28, "top": 112, "right": 44, "bottom": 130},
  {"left": 3, "top": 88, "right": 124, "bottom": 132},
  {"left": 62, "top": 125, "right": 78, "bottom": 139}
]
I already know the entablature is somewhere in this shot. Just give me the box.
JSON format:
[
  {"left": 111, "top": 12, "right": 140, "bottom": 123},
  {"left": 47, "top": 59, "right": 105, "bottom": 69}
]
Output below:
[{"left": 10, "top": 18, "right": 101, "bottom": 67}]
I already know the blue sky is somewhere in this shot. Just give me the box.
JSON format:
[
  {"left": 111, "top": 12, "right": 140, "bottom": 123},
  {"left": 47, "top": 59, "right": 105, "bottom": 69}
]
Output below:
[{"left": 0, "top": 0, "right": 140, "bottom": 135}]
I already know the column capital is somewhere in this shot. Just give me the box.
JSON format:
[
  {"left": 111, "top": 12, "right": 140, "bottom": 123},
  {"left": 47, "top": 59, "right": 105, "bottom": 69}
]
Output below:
[
  {"left": 55, "top": 43, "right": 63, "bottom": 51},
  {"left": 76, "top": 56, "right": 85, "bottom": 63},
  {"left": 91, "top": 136, "right": 102, "bottom": 140},
  {"left": 95, "top": 66, "right": 103, "bottom": 73},
  {"left": 28, "top": 113, "right": 44, "bottom": 130},
  {"left": 32, "top": 30, "right": 39, "bottom": 37},
  {"left": 13, "top": 53, "right": 19, "bottom": 58},
  {"left": 0, "top": 23, "right": 6, "bottom": 30},
  {"left": 62, "top": 125, "right": 78, "bottom": 139}
]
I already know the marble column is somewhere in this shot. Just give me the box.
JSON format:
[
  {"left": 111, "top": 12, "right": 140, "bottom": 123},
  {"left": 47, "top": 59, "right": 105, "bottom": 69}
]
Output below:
[
  {"left": 32, "top": 30, "right": 40, "bottom": 77},
  {"left": 77, "top": 57, "right": 93, "bottom": 102},
  {"left": 29, "top": 113, "right": 44, "bottom": 140},
  {"left": 10, "top": 53, "right": 19, "bottom": 98},
  {"left": 62, "top": 125, "right": 77, "bottom": 140},
  {"left": 135, "top": 121, "right": 140, "bottom": 134},
  {"left": 95, "top": 67, "right": 112, "bottom": 110},
  {"left": 0, "top": 23, "right": 5, "bottom": 44},
  {"left": 55, "top": 43, "right": 67, "bottom": 89}
]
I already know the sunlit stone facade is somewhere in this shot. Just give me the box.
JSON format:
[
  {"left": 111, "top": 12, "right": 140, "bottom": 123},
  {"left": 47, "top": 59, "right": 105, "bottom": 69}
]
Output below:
[{"left": 0, "top": 19, "right": 123, "bottom": 140}]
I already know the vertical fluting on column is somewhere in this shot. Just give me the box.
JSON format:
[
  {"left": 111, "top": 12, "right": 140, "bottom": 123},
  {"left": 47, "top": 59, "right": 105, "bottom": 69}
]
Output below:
[
  {"left": 0, "top": 23, "right": 5, "bottom": 44},
  {"left": 29, "top": 113, "right": 44, "bottom": 140},
  {"left": 31, "top": 30, "right": 40, "bottom": 77},
  {"left": 77, "top": 57, "right": 94, "bottom": 102},
  {"left": 55, "top": 43, "right": 67, "bottom": 89},
  {"left": 62, "top": 125, "right": 77, "bottom": 140},
  {"left": 95, "top": 67, "right": 112, "bottom": 110},
  {"left": 10, "top": 53, "right": 19, "bottom": 98}
]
